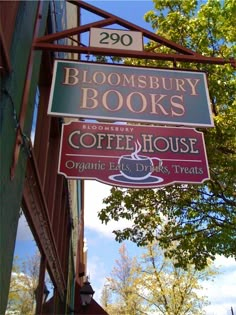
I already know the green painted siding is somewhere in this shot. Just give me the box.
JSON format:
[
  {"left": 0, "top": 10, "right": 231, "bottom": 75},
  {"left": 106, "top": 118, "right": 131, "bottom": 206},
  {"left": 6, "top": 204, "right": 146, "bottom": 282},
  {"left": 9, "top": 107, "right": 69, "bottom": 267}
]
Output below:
[{"left": 0, "top": 1, "right": 49, "bottom": 313}]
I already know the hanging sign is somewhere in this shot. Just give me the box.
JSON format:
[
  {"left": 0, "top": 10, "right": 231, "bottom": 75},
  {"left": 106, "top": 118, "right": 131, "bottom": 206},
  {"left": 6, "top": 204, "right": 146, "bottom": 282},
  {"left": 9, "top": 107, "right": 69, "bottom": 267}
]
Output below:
[
  {"left": 89, "top": 28, "right": 143, "bottom": 51},
  {"left": 48, "top": 60, "right": 214, "bottom": 127},
  {"left": 58, "top": 121, "right": 210, "bottom": 188}
]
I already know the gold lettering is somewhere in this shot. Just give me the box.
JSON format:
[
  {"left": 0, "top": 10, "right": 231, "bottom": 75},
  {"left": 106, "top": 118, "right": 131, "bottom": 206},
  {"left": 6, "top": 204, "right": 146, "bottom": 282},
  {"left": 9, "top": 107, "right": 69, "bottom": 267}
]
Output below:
[
  {"left": 179, "top": 138, "right": 190, "bottom": 153},
  {"left": 149, "top": 76, "right": 159, "bottom": 89},
  {"left": 93, "top": 71, "right": 106, "bottom": 85},
  {"left": 141, "top": 134, "right": 154, "bottom": 153},
  {"left": 107, "top": 134, "right": 116, "bottom": 149},
  {"left": 154, "top": 137, "right": 170, "bottom": 152},
  {"left": 125, "top": 135, "right": 134, "bottom": 150},
  {"left": 81, "top": 88, "right": 98, "bottom": 109},
  {"left": 186, "top": 78, "right": 200, "bottom": 95},
  {"left": 150, "top": 94, "right": 169, "bottom": 115},
  {"left": 97, "top": 133, "right": 106, "bottom": 149},
  {"left": 68, "top": 130, "right": 81, "bottom": 149},
  {"left": 162, "top": 77, "right": 173, "bottom": 91},
  {"left": 122, "top": 74, "right": 135, "bottom": 87},
  {"left": 116, "top": 135, "right": 125, "bottom": 150},
  {"left": 80, "top": 133, "right": 96, "bottom": 148},
  {"left": 127, "top": 92, "right": 147, "bottom": 113},
  {"left": 176, "top": 79, "right": 186, "bottom": 92},
  {"left": 102, "top": 90, "right": 123, "bottom": 111},
  {"left": 170, "top": 95, "right": 185, "bottom": 117},
  {"left": 137, "top": 75, "right": 147, "bottom": 88},
  {"left": 82, "top": 70, "right": 92, "bottom": 84},
  {"left": 62, "top": 67, "right": 79, "bottom": 85},
  {"left": 107, "top": 72, "right": 121, "bottom": 86},
  {"left": 188, "top": 138, "right": 199, "bottom": 153}
]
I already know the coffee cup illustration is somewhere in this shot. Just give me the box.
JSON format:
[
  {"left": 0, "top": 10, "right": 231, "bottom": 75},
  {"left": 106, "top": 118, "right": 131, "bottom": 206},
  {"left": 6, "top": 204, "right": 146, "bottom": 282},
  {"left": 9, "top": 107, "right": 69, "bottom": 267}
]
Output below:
[{"left": 118, "top": 141, "right": 162, "bottom": 181}]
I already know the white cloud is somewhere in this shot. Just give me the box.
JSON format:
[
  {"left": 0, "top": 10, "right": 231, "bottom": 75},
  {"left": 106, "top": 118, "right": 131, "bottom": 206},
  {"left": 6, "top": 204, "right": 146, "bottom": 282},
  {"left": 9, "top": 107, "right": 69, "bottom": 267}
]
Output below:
[
  {"left": 201, "top": 255, "right": 236, "bottom": 315},
  {"left": 84, "top": 180, "right": 133, "bottom": 237},
  {"left": 213, "top": 255, "right": 236, "bottom": 269},
  {"left": 205, "top": 305, "right": 235, "bottom": 315}
]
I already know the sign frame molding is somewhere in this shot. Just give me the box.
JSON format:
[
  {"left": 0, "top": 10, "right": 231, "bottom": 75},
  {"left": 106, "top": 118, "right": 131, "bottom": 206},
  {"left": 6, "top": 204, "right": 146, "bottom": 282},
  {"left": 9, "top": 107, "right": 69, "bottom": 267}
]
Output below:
[
  {"left": 48, "top": 60, "right": 214, "bottom": 128},
  {"left": 58, "top": 121, "right": 210, "bottom": 189}
]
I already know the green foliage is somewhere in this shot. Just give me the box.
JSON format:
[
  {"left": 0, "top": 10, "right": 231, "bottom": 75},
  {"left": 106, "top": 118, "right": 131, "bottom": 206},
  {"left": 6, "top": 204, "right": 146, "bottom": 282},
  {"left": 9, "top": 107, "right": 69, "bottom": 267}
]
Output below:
[{"left": 98, "top": 0, "right": 236, "bottom": 269}]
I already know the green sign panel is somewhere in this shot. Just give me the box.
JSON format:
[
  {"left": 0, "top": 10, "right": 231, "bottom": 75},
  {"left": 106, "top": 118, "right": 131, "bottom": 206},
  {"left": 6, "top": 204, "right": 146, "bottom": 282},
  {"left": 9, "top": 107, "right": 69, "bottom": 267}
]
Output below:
[{"left": 48, "top": 60, "right": 214, "bottom": 127}]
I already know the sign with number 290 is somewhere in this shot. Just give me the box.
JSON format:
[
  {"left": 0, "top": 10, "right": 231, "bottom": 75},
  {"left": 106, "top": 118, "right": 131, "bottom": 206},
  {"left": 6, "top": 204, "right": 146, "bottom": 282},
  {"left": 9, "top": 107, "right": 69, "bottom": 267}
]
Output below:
[{"left": 89, "top": 27, "right": 143, "bottom": 51}]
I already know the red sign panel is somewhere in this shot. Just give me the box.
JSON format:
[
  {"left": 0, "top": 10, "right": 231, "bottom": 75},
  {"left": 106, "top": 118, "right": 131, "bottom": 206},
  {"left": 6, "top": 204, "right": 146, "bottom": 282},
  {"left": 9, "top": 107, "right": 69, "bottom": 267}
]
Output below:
[{"left": 58, "top": 121, "right": 210, "bottom": 188}]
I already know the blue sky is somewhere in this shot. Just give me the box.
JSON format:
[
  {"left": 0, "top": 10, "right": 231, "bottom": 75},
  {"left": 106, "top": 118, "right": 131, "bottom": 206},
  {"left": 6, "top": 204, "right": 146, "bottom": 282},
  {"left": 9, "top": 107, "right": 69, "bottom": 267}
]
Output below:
[
  {"left": 82, "top": 0, "right": 154, "bottom": 30},
  {"left": 15, "top": 1, "right": 236, "bottom": 315}
]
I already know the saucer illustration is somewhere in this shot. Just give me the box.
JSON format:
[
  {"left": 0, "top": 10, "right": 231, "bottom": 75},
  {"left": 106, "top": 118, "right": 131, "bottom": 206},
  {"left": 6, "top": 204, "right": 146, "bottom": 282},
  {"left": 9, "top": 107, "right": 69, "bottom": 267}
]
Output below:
[{"left": 109, "top": 174, "right": 164, "bottom": 185}]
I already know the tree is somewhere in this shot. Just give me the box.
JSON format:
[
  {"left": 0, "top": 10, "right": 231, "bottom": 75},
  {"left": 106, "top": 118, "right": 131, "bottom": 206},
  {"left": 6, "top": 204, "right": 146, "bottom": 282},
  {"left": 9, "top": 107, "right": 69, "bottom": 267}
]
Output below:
[
  {"left": 102, "top": 244, "right": 149, "bottom": 315},
  {"left": 100, "top": 284, "right": 112, "bottom": 310},
  {"left": 102, "top": 243, "right": 215, "bottom": 315},
  {"left": 6, "top": 252, "right": 40, "bottom": 315},
  {"left": 98, "top": 0, "right": 236, "bottom": 270},
  {"left": 139, "top": 242, "right": 215, "bottom": 315}
]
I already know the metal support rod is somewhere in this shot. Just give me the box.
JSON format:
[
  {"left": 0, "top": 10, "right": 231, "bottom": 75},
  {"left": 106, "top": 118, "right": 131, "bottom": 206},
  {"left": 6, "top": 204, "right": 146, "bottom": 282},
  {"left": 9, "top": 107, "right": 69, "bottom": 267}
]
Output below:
[
  {"left": 33, "top": 42, "right": 236, "bottom": 67},
  {"left": 33, "top": 0, "right": 235, "bottom": 68}
]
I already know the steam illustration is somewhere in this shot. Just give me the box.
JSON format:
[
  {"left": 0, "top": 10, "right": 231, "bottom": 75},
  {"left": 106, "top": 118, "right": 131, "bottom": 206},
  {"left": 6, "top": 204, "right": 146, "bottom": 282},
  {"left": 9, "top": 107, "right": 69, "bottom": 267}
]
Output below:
[{"left": 131, "top": 141, "right": 142, "bottom": 160}]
